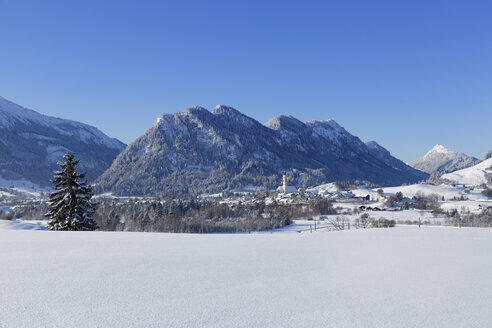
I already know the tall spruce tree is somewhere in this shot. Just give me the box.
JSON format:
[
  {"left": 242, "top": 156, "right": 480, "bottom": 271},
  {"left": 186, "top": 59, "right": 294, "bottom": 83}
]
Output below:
[{"left": 45, "top": 152, "right": 99, "bottom": 231}]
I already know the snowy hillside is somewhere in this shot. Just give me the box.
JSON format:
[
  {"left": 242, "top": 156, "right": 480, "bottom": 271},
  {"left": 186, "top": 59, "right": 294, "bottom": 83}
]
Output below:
[
  {"left": 0, "top": 96, "right": 126, "bottom": 188},
  {"left": 1, "top": 227, "right": 491, "bottom": 327},
  {"left": 95, "top": 105, "right": 427, "bottom": 196},
  {"left": 409, "top": 144, "right": 478, "bottom": 174},
  {"left": 305, "top": 181, "right": 489, "bottom": 203},
  {"left": 441, "top": 157, "right": 492, "bottom": 186},
  {"left": 381, "top": 183, "right": 479, "bottom": 200}
]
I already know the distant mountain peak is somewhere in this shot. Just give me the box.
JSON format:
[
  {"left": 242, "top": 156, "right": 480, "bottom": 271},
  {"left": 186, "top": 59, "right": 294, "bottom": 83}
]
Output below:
[
  {"left": 410, "top": 144, "right": 478, "bottom": 175},
  {"left": 426, "top": 144, "right": 451, "bottom": 155}
]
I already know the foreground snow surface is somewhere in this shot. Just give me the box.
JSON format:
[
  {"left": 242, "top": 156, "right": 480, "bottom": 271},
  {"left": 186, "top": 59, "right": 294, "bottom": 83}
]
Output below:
[{"left": 1, "top": 227, "right": 492, "bottom": 328}]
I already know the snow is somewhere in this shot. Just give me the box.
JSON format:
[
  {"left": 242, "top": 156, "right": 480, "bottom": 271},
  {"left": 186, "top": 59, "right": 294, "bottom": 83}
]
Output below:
[
  {"left": 351, "top": 187, "right": 382, "bottom": 200},
  {"left": 305, "top": 182, "right": 339, "bottom": 195},
  {"left": 363, "top": 209, "right": 440, "bottom": 223},
  {"left": 440, "top": 200, "right": 492, "bottom": 214},
  {"left": 0, "top": 96, "right": 124, "bottom": 150},
  {"left": 19, "top": 132, "right": 57, "bottom": 142},
  {"left": 1, "top": 226, "right": 491, "bottom": 327},
  {"left": 0, "top": 220, "right": 47, "bottom": 230},
  {"left": 0, "top": 175, "right": 50, "bottom": 195},
  {"left": 427, "top": 144, "right": 449, "bottom": 154},
  {"left": 213, "top": 105, "right": 255, "bottom": 127},
  {"left": 409, "top": 144, "right": 478, "bottom": 174},
  {"left": 231, "top": 184, "right": 256, "bottom": 193},
  {"left": 381, "top": 183, "right": 470, "bottom": 199},
  {"left": 277, "top": 185, "right": 297, "bottom": 193},
  {"left": 306, "top": 119, "right": 346, "bottom": 143},
  {"left": 442, "top": 157, "right": 492, "bottom": 186}
]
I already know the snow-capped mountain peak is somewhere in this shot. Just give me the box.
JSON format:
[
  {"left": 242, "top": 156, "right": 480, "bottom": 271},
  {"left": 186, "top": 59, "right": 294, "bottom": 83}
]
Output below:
[
  {"left": 425, "top": 144, "right": 451, "bottom": 156},
  {"left": 409, "top": 144, "right": 479, "bottom": 175}
]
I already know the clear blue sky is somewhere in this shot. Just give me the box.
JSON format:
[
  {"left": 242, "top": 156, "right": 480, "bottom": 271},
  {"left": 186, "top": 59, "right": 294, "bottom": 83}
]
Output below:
[{"left": 1, "top": 0, "right": 491, "bottom": 162}]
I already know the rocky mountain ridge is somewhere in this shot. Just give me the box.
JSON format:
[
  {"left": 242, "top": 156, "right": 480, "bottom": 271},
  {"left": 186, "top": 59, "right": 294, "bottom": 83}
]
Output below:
[
  {"left": 95, "top": 105, "right": 428, "bottom": 196},
  {"left": 0, "top": 96, "right": 126, "bottom": 188}
]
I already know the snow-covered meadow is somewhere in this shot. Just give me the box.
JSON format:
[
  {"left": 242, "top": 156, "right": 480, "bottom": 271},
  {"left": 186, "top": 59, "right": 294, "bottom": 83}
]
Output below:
[{"left": 1, "top": 225, "right": 491, "bottom": 328}]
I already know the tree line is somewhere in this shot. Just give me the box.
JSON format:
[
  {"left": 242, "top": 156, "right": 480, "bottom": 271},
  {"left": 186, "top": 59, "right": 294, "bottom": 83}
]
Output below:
[{"left": 93, "top": 197, "right": 335, "bottom": 233}]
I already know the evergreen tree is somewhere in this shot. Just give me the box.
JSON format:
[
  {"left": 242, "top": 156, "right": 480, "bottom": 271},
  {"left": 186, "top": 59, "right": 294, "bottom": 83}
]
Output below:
[{"left": 45, "top": 152, "right": 98, "bottom": 231}]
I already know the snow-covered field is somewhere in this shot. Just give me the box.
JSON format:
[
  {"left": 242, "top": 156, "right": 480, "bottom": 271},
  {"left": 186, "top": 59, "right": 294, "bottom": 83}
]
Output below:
[{"left": 1, "top": 225, "right": 491, "bottom": 327}]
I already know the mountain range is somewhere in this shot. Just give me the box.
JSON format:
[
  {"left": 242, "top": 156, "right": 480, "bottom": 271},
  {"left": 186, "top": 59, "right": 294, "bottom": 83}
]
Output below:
[
  {"left": 94, "top": 105, "right": 428, "bottom": 196},
  {"left": 409, "top": 144, "right": 479, "bottom": 175},
  {"left": 0, "top": 96, "right": 126, "bottom": 188}
]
